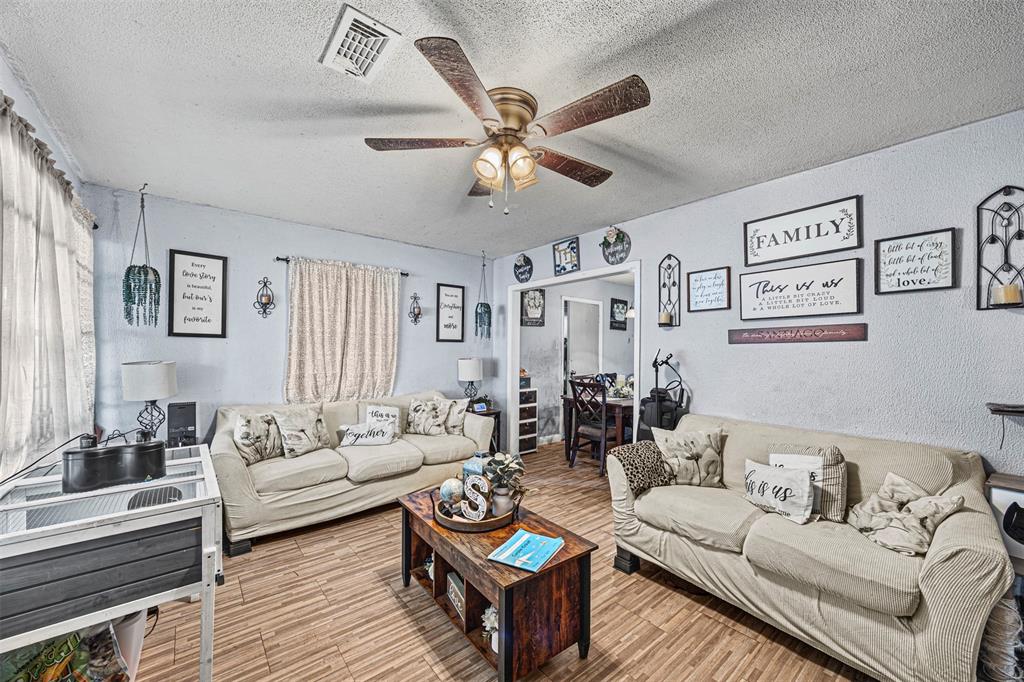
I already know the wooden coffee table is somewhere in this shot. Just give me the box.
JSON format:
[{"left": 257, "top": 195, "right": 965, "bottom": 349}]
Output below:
[{"left": 399, "top": 490, "right": 598, "bottom": 681}]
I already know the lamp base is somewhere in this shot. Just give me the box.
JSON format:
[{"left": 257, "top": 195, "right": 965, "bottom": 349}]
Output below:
[
  {"left": 137, "top": 400, "right": 166, "bottom": 441},
  {"left": 464, "top": 382, "right": 479, "bottom": 400}
]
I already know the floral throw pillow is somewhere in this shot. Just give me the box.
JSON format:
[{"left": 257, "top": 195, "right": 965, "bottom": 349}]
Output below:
[
  {"left": 271, "top": 405, "right": 331, "bottom": 457},
  {"left": 444, "top": 399, "right": 470, "bottom": 436},
  {"left": 406, "top": 398, "right": 449, "bottom": 436},
  {"left": 233, "top": 413, "right": 283, "bottom": 465},
  {"left": 652, "top": 427, "right": 724, "bottom": 488}
]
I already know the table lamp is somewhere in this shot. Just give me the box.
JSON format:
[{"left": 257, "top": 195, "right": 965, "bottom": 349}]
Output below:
[
  {"left": 122, "top": 361, "right": 177, "bottom": 441},
  {"left": 458, "top": 358, "right": 483, "bottom": 399}
]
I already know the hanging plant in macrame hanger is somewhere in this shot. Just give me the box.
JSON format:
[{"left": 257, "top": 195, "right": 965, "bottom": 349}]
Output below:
[
  {"left": 474, "top": 251, "right": 491, "bottom": 339},
  {"left": 123, "top": 183, "right": 161, "bottom": 326}
]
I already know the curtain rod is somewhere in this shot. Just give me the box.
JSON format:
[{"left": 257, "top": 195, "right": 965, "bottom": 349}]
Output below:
[{"left": 275, "top": 256, "right": 408, "bottom": 277}]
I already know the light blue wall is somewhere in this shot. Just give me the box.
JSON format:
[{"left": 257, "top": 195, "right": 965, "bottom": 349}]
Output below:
[
  {"left": 85, "top": 184, "right": 496, "bottom": 439},
  {"left": 495, "top": 110, "right": 1024, "bottom": 474}
]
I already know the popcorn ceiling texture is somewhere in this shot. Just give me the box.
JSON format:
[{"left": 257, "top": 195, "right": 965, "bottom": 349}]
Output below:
[
  {"left": 1, "top": 1, "right": 1024, "bottom": 255},
  {"left": 494, "top": 110, "right": 1024, "bottom": 475}
]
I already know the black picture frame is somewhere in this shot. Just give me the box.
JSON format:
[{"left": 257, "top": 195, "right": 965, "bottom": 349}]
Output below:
[
  {"left": 552, "top": 237, "right": 580, "bottom": 276},
  {"left": 738, "top": 257, "right": 863, "bottom": 321},
  {"left": 743, "top": 195, "right": 863, "bottom": 267},
  {"left": 520, "top": 289, "right": 545, "bottom": 327},
  {"left": 435, "top": 283, "right": 465, "bottom": 342},
  {"left": 168, "top": 249, "right": 228, "bottom": 338},
  {"left": 610, "top": 298, "right": 628, "bottom": 330},
  {"left": 686, "top": 266, "right": 732, "bottom": 312},
  {"left": 874, "top": 227, "right": 958, "bottom": 295}
]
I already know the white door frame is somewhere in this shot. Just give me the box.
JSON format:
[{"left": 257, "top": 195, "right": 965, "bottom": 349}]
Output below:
[
  {"left": 507, "top": 260, "right": 641, "bottom": 456},
  {"left": 559, "top": 296, "right": 603, "bottom": 438}
]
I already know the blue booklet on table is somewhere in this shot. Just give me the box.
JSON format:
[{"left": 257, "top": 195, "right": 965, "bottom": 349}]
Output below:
[{"left": 488, "top": 529, "right": 564, "bottom": 572}]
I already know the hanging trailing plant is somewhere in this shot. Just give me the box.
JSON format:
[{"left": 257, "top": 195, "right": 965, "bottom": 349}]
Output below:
[
  {"left": 474, "top": 251, "right": 491, "bottom": 339},
  {"left": 123, "top": 183, "right": 161, "bottom": 326}
]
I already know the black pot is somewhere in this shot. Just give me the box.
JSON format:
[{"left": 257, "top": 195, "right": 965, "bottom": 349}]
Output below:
[{"left": 62, "top": 440, "right": 166, "bottom": 493}]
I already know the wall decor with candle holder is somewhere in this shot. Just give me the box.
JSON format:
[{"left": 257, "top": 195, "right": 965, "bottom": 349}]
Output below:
[
  {"left": 254, "top": 277, "right": 275, "bottom": 318},
  {"left": 658, "top": 254, "right": 681, "bottom": 327},
  {"left": 409, "top": 292, "right": 423, "bottom": 325},
  {"left": 977, "top": 185, "right": 1024, "bottom": 310}
]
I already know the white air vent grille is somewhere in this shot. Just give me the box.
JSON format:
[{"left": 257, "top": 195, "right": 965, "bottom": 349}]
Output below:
[{"left": 320, "top": 5, "right": 400, "bottom": 82}]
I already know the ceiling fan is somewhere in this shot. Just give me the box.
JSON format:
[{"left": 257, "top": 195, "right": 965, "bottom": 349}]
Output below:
[{"left": 365, "top": 37, "right": 651, "bottom": 210}]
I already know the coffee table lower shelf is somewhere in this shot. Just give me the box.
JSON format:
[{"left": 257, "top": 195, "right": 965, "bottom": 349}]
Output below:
[{"left": 410, "top": 565, "right": 498, "bottom": 668}]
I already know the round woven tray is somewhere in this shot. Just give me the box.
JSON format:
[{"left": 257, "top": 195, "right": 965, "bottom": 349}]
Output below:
[{"left": 430, "top": 489, "right": 521, "bottom": 533}]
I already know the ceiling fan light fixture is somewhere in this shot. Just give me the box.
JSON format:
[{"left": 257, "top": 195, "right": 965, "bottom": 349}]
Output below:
[
  {"left": 473, "top": 145, "right": 504, "bottom": 183},
  {"left": 512, "top": 173, "right": 538, "bottom": 192},
  {"left": 507, "top": 144, "right": 535, "bottom": 181}
]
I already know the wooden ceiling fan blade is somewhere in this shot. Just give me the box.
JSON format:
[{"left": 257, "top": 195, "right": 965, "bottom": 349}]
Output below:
[
  {"left": 529, "top": 75, "right": 650, "bottom": 138},
  {"left": 532, "top": 147, "right": 612, "bottom": 187},
  {"left": 364, "top": 137, "right": 480, "bottom": 151},
  {"left": 468, "top": 180, "right": 491, "bottom": 197},
  {"left": 414, "top": 37, "right": 502, "bottom": 127}
]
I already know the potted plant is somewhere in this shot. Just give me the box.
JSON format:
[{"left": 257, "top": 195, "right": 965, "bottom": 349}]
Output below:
[
  {"left": 482, "top": 605, "right": 499, "bottom": 653},
  {"left": 484, "top": 453, "right": 525, "bottom": 516}
]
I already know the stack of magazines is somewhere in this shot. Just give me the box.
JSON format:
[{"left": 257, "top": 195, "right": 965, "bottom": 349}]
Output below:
[{"left": 488, "top": 529, "right": 564, "bottom": 572}]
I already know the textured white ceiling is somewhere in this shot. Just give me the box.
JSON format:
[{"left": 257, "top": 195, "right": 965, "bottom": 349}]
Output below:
[{"left": 2, "top": 1, "right": 1023, "bottom": 256}]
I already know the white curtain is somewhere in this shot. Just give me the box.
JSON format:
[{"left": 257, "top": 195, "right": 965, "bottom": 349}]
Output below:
[
  {"left": 285, "top": 258, "right": 400, "bottom": 403},
  {"left": 0, "top": 92, "right": 95, "bottom": 478}
]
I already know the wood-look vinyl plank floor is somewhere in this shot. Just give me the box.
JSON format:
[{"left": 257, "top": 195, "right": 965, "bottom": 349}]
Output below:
[{"left": 137, "top": 443, "right": 869, "bottom": 681}]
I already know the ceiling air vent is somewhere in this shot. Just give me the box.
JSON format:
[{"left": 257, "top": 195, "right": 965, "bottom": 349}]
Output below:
[{"left": 319, "top": 4, "right": 400, "bottom": 83}]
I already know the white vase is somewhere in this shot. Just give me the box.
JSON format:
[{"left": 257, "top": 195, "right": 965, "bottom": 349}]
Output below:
[
  {"left": 490, "top": 631, "right": 499, "bottom": 653},
  {"left": 491, "top": 488, "right": 513, "bottom": 516}
]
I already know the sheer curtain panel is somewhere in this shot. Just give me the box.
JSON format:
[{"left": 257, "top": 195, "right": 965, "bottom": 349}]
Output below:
[
  {"left": 0, "top": 92, "right": 95, "bottom": 477},
  {"left": 285, "top": 258, "right": 400, "bottom": 403}
]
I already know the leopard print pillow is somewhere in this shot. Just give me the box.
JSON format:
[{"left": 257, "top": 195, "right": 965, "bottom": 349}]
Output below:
[{"left": 609, "top": 441, "right": 671, "bottom": 496}]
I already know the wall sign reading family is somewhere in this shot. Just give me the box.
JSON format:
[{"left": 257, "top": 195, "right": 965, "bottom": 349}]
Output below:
[
  {"left": 875, "top": 228, "right": 956, "bottom": 294},
  {"left": 687, "top": 266, "right": 731, "bottom": 312},
  {"left": 168, "top": 250, "right": 227, "bottom": 337},
  {"left": 739, "top": 258, "right": 861, "bottom": 321},
  {"left": 744, "top": 195, "right": 862, "bottom": 266},
  {"left": 436, "top": 283, "right": 465, "bottom": 342}
]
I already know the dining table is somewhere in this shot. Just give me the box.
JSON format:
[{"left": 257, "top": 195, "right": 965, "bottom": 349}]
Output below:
[{"left": 560, "top": 394, "right": 635, "bottom": 460}]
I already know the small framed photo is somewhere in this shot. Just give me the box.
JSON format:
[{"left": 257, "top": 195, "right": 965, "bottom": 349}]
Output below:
[
  {"left": 687, "top": 266, "right": 731, "bottom": 312},
  {"left": 875, "top": 228, "right": 956, "bottom": 294},
  {"left": 472, "top": 402, "right": 488, "bottom": 413},
  {"left": 552, "top": 237, "right": 580, "bottom": 276},
  {"left": 521, "top": 289, "right": 545, "bottom": 327},
  {"left": 610, "top": 298, "right": 628, "bottom": 330},
  {"left": 436, "top": 283, "right": 465, "bottom": 342},
  {"left": 168, "top": 249, "right": 228, "bottom": 337}
]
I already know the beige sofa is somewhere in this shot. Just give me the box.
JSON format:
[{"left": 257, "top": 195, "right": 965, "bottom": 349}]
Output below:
[
  {"left": 607, "top": 414, "right": 1014, "bottom": 682},
  {"left": 211, "top": 390, "right": 493, "bottom": 554}
]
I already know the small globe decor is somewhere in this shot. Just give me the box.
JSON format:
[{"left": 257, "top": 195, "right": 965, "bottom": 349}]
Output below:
[{"left": 431, "top": 453, "right": 526, "bottom": 533}]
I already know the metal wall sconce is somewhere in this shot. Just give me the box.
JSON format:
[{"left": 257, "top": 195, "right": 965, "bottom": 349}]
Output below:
[
  {"left": 977, "top": 185, "right": 1024, "bottom": 309},
  {"left": 409, "top": 292, "right": 423, "bottom": 324},
  {"left": 254, "top": 277, "right": 275, "bottom": 318},
  {"left": 658, "top": 254, "right": 681, "bottom": 326}
]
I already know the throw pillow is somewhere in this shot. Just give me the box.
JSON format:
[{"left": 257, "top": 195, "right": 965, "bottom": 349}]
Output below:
[
  {"left": 651, "top": 427, "right": 724, "bottom": 487},
  {"left": 847, "top": 472, "right": 965, "bottom": 555},
  {"left": 271, "top": 405, "right": 331, "bottom": 458},
  {"left": 768, "top": 443, "right": 848, "bottom": 522},
  {"left": 366, "top": 404, "right": 402, "bottom": 435},
  {"left": 340, "top": 422, "right": 396, "bottom": 447},
  {"left": 743, "top": 460, "right": 814, "bottom": 524},
  {"left": 406, "top": 398, "right": 449, "bottom": 436},
  {"left": 609, "top": 441, "right": 671, "bottom": 496},
  {"left": 444, "top": 399, "right": 470, "bottom": 436},
  {"left": 232, "top": 413, "right": 283, "bottom": 465}
]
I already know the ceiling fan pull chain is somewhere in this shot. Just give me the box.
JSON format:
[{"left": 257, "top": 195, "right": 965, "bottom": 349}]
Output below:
[
  {"left": 503, "top": 168, "right": 510, "bottom": 215},
  {"left": 488, "top": 184, "right": 494, "bottom": 209}
]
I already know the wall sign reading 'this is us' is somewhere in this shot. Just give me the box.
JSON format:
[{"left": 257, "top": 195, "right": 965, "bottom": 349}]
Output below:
[{"left": 739, "top": 258, "right": 862, "bottom": 321}]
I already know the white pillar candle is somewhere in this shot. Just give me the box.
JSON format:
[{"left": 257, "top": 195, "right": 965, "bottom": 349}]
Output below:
[{"left": 992, "top": 283, "right": 1023, "bottom": 306}]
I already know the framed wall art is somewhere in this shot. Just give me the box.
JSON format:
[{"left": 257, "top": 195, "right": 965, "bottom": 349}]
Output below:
[
  {"left": 687, "top": 266, "right": 731, "bottom": 312},
  {"left": 875, "top": 228, "right": 956, "bottom": 294},
  {"left": 436, "top": 283, "right": 465, "bottom": 342},
  {"left": 520, "top": 289, "right": 545, "bottom": 327},
  {"left": 739, "top": 258, "right": 862, "bottom": 321},
  {"left": 552, "top": 237, "right": 580, "bottom": 276},
  {"left": 610, "top": 298, "right": 628, "bottom": 330},
  {"left": 168, "top": 249, "right": 227, "bottom": 337},
  {"left": 744, "top": 195, "right": 862, "bottom": 266}
]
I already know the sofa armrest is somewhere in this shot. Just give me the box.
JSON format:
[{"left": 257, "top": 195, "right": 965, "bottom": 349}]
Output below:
[
  {"left": 606, "top": 453, "right": 644, "bottom": 540},
  {"left": 914, "top": 454, "right": 1014, "bottom": 681},
  {"left": 463, "top": 413, "right": 494, "bottom": 453},
  {"left": 210, "top": 426, "right": 262, "bottom": 539}
]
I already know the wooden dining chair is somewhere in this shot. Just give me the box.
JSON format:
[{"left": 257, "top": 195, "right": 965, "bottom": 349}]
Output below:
[{"left": 568, "top": 379, "right": 622, "bottom": 476}]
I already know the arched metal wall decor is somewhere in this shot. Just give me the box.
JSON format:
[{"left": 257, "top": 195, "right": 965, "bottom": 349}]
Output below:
[
  {"left": 977, "top": 185, "right": 1024, "bottom": 310},
  {"left": 254, "top": 278, "right": 275, "bottom": 318},
  {"left": 658, "top": 254, "right": 681, "bottom": 327}
]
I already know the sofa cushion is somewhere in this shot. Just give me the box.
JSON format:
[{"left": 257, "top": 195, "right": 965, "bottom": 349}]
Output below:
[
  {"left": 634, "top": 485, "right": 763, "bottom": 553},
  {"left": 400, "top": 433, "right": 477, "bottom": 465},
  {"left": 247, "top": 448, "right": 348, "bottom": 494},
  {"left": 339, "top": 439, "right": 424, "bottom": 483},
  {"left": 744, "top": 513, "right": 924, "bottom": 617},
  {"left": 321, "top": 400, "right": 359, "bottom": 447}
]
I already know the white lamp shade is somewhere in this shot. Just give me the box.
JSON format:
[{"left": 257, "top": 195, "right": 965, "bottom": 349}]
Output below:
[
  {"left": 122, "top": 361, "right": 178, "bottom": 401},
  {"left": 458, "top": 358, "right": 483, "bottom": 383}
]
